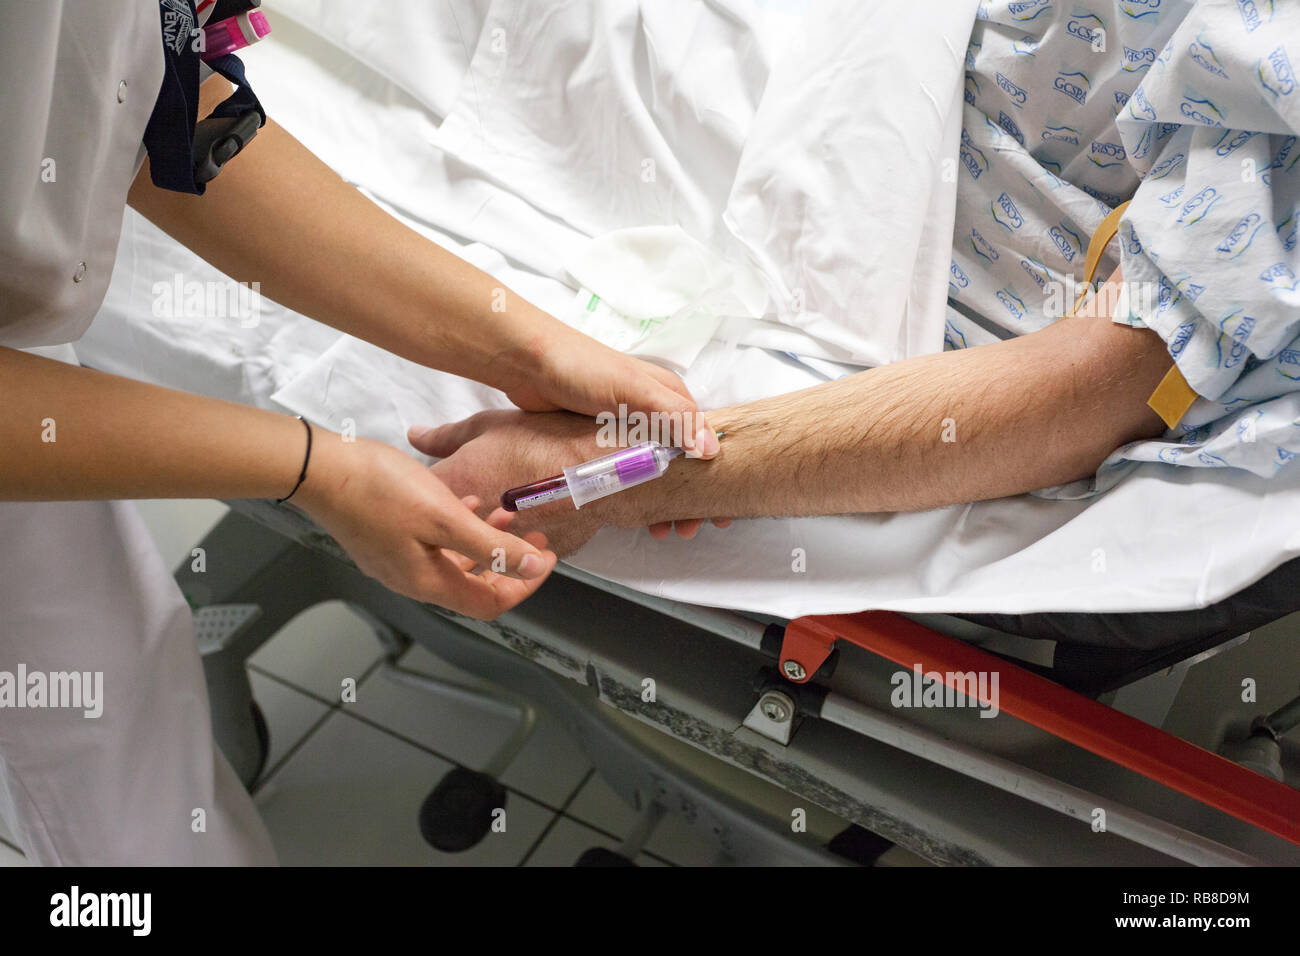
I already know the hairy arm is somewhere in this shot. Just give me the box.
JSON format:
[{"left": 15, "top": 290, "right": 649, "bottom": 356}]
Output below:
[
  {"left": 418, "top": 272, "right": 1175, "bottom": 553},
  {"left": 617, "top": 295, "right": 1170, "bottom": 521}
]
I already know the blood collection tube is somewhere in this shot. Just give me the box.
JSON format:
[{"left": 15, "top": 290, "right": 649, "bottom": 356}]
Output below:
[{"left": 501, "top": 442, "right": 685, "bottom": 512}]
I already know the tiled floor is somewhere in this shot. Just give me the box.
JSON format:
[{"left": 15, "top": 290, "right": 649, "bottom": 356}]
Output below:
[
  {"left": 241, "top": 614, "right": 723, "bottom": 866},
  {"left": 1, "top": 499, "right": 845, "bottom": 867}
]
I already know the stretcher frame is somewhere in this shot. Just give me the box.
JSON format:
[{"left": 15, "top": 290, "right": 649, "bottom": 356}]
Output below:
[{"left": 184, "top": 498, "right": 1300, "bottom": 866}]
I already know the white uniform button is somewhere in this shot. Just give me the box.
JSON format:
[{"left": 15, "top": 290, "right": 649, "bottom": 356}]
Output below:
[
  {"left": 117, "top": 80, "right": 128, "bottom": 103},
  {"left": 73, "top": 261, "right": 87, "bottom": 283}
]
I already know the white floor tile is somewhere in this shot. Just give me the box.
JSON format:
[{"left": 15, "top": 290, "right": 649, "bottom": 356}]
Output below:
[
  {"left": 567, "top": 770, "right": 639, "bottom": 835},
  {"left": 248, "top": 600, "right": 384, "bottom": 702},
  {"left": 248, "top": 670, "right": 332, "bottom": 775},
  {"left": 350, "top": 644, "right": 591, "bottom": 808},
  {"left": 254, "top": 709, "right": 555, "bottom": 865},
  {"left": 131, "top": 499, "right": 229, "bottom": 571},
  {"left": 524, "top": 817, "right": 667, "bottom": 867}
]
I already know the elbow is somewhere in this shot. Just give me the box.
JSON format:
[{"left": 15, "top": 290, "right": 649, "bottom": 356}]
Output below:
[{"left": 1063, "top": 321, "right": 1177, "bottom": 480}]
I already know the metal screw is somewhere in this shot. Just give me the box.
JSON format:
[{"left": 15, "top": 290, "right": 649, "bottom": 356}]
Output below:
[
  {"left": 782, "top": 659, "right": 806, "bottom": 681},
  {"left": 760, "top": 693, "right": 791, "bottom": 723},
  {"left": 117, "top": 80, "right": 128, "bottom": 103}
]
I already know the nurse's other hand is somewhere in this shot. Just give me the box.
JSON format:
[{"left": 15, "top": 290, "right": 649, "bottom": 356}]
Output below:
[
  {"left": 503, "top": 329, "right": 721, "bottom": 459},
  {"left": 294, "top": 434, "right": 556, "bottom": 620},
  {"left": 646, "top": 516, "right": 733, "bottom": 540}
]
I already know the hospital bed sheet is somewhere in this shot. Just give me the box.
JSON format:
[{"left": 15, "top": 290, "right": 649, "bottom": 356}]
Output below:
[
  {"left": 78, "top": 0, "right": 1300, "bottom": 619},
  {"left": 87, "top": 214, "right": 1300, "bottom": 624},
  {"left": 263, "top": 0, "right": 972, "bottom": 366}
]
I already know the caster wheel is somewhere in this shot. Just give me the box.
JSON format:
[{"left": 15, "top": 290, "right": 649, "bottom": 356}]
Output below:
[
  {"left": 575, "top": 847, "right": 637, "bottom": 867},
  {"left": 419, "top": 767, "right": 506, "bottom": 853}
]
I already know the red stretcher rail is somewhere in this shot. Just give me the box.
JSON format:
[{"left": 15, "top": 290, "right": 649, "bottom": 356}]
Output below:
[{"left": 780, "top": 610, "right": 1300, "bottom": 848}]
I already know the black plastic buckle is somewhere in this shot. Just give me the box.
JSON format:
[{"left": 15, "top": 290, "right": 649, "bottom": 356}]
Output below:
[{"left": 192, "top": 110, "right": 262, "bottom": 185}]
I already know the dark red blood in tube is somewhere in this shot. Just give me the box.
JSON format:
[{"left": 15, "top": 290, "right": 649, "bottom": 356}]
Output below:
[{"left": 500, "top": 474, "right": 567, "bottom": 512}]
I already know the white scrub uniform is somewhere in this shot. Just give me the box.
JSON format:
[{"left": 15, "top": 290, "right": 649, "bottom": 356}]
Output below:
[{"left": 0, "top": 1, "right": 275, "bottom": 864}]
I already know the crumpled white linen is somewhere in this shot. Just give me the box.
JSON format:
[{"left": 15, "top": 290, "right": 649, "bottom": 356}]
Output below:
[
  {"left": 326, "top": 0, "right": 976, "bottom": 366},
  {"left": 564, "top": 225, "right": 769, "bottom": 370},
  {"left": 76, "top": 0, "right": 1300, "bottom": 618}
]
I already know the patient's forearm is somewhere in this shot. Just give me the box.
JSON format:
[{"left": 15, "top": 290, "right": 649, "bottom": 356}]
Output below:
[{"left": 599, "top": 310, "right": 1172, "bottom": 526}]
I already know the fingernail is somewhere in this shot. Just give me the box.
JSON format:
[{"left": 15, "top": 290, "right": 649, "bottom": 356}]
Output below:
[
  {"left": 690, "top": 426, "right": 719, "bottom": 458},
  {"left": 518, "top": 553, "right": 545, "bottom": 578},
  {"left": 408, "top": 425, "right": 431, "bottom": 442}
]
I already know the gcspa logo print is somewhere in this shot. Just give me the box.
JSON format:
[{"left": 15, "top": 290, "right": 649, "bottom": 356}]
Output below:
[{"left": 1054, "top": 70, "right": 1091, "bottom": 105}]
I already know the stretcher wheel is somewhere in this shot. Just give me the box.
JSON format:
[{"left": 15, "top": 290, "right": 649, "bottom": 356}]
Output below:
[
  {"left": 574, "top": 847, "right": 637, "bottom": 867},
  {"left": 418, "top": 767, "right": 506, "bottom": 853}
]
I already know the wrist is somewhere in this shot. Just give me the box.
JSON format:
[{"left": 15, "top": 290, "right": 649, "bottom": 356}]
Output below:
[
  {"left": 293, "top": 425, "right": 353, "bottom": 514},
  {"left": 605, "top": 405, "right": 743, "bottom": 528},
  {"left": 481, "top": 305, "right": 557, "bottom": 393}
]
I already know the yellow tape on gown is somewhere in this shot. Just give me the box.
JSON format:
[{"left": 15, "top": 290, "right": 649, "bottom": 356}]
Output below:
[
  {"left": 1146, "top": 364, "right": 1198, "bottom": 429},
  {"left": 1072, "top": 201, "right": 1197, "bottom": 429}
]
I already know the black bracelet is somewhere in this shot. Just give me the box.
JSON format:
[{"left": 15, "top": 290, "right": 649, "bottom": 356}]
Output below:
[{"left": 277, "top": 416, "right": 313, "bottom": 504}]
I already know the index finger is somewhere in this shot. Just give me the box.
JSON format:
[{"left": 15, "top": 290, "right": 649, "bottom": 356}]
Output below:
[
  {"left": 428, "top": 502, "right": 554, "bottom": 580},
  {"left": 419, "top": 545, "right": 555, "bottom": 619}
]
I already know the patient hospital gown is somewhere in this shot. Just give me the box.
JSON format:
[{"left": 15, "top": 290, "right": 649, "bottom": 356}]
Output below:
[{"left": 949, "top": 0, "right": 1300, "bottom": 497}]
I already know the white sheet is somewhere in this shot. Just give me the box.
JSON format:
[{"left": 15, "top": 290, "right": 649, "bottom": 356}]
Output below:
[{"left": 79, "top": 0, "right": 1300, "bottom": 617}]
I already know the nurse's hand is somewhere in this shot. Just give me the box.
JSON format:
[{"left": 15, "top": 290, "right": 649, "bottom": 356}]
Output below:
[
  {"left": 501, "top": 329, "right": 721, "bottom": 459},
  {"left": 295, "top": 435, "right": 557, "bottom": 620}
]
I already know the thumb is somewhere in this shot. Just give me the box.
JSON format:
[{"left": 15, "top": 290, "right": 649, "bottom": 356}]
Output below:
[{"left": 408, "top": 410, "right": 510, "bottom": 458}]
